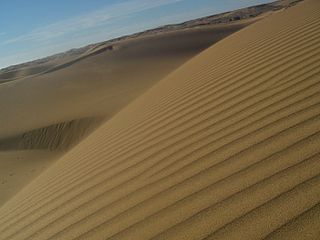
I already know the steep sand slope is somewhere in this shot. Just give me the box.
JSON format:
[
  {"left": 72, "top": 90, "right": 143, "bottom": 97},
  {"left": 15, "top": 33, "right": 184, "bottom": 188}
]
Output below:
[
  {"left": 0, "top": 22, "right": 250, "bottom": 206},
  {"left": 0, "top": 0, "right": 319, "bottom": 239},
  {"left": 0, "top": 0, "right": 296, "bottom": 208}
]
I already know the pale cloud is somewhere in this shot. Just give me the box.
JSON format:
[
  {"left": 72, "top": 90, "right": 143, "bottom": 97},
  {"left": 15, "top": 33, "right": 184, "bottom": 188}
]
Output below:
[
  {"left": 0, "top": 0, "right": 187, "bottom": 69},
  {"left": 1, "top": 0, "right": 184, "bottom": 46}
]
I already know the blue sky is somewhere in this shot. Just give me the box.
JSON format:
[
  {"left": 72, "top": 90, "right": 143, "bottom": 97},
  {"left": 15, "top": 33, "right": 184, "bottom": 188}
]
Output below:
[{"left": 0, "top": 0, "right": 273, "bottom": 69}]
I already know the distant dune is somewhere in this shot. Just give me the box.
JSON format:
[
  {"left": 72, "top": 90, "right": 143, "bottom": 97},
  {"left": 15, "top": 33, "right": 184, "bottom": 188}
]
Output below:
[
  {"left": 0, "top": 0, "right": 318, "bottom": 239},
  {"left": 0, "top": 1, "right": 290, "bottom": 206},
  {"left": 0, "top": 0, "right": 301, "bottom": 82}
]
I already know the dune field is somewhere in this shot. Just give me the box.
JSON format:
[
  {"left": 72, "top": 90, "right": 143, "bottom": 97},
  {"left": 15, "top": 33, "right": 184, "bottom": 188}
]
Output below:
[
  {"left": 0, "top": 1, "right": 289, "bottom": 206},
  {"left": 0, "top": 0, "right": 319, "bottom": 239},
  {"left": 0, "top": 18, "right": 253, "bottom": 205}
]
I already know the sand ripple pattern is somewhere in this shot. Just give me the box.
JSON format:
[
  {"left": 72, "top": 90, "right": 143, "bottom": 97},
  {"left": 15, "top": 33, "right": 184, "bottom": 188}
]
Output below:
[{"left": 0, "top": 0, "right": 319, "bottom": 239}]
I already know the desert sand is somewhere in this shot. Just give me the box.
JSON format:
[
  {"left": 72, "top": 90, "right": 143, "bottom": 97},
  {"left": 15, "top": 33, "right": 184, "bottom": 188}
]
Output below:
[
  {"left": 0, "top": 2, "right": 280, "bottom": 206},
  {"left": 0, "top": 0, "right": 319, "bottom": 239},
  {"left": 0, "top": 20, "right": 252, "bottom": 206}
]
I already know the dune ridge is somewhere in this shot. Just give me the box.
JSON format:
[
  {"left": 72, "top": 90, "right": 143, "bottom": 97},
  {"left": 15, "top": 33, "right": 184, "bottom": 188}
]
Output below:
[
  {"left": 0, "top": 0, "right": 319, "bottom": 239},
  {"left": 0, "top": 0, "right": 298, "bottom": 83},
  {"left": 0, "top": 10, "right": 256, "bottom": 207},
  {"left": 0, "top": 0, "right": 301, "bottom": 207}
]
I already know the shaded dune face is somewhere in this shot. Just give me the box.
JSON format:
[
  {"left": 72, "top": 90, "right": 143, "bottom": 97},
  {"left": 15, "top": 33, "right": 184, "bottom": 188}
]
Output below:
[
  {"left": 0, "top": 23, "right": 248, "bottom": 147},
  {"left": 0, "top": 1, "right": 319, "bottom": 240},
  {"left": 0, "top": 117, "right": 104, "bottom": 151}
]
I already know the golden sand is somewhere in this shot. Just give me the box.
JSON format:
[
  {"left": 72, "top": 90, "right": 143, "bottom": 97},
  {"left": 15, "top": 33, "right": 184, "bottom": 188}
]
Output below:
[
  {"left": 0, "top": 22, "right": 250, "bottom": 205},
  {"left": 0, "top": 0, "right": 319, "bottom": 239}
]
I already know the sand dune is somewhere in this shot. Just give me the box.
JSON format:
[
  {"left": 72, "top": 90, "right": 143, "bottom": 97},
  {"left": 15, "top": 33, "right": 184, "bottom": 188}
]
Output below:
[
  {"left": 0, "top": 0, "right": 319, "bottom": 239},
  {"left": 0, "top": 0, "right": 297, "bottom": 207},
  {"left": 0, "top": 20, "right": 252, "bottom": 206},
  {"left": 0, "top": 22, "right": 254, "bottom": 146}
]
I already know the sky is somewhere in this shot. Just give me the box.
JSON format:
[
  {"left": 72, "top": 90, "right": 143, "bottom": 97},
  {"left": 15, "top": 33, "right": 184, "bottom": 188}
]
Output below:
[{"left": 0, "top": 0, "right": 274, "bottom": 69}]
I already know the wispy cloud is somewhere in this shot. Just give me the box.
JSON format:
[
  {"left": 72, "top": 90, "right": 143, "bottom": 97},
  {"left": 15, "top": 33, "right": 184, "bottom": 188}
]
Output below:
[
  {"left": 1, "top": 0, "right": 184, "bottom": 46},
  {"left": 0, "top": 0, "right": 187, "bottom": 69}
]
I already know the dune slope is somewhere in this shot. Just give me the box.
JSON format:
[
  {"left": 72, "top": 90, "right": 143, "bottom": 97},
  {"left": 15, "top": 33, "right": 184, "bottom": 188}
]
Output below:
[
  {"left": 0, "top": 0, "right": 319, "bottom": 239},
  {"left": 0, "top": 21, "right": 251, "bottom": 206}
]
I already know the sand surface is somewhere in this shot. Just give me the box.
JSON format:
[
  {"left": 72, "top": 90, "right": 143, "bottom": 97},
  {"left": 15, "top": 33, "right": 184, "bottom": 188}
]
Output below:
[
  {"left": 0, "top": 0, "right": 297, "bottom": 208},
  {"left": 0, "top": 21, "right": 252, "bottom": 206},
  {"left": 0, "top": 0, "right": 319, "bottom": 239},
  {"left": 0, "top": 151, "right": 61, "bottom": 205}
]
